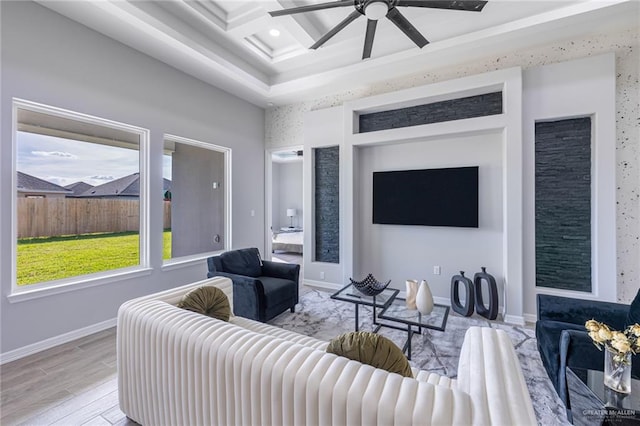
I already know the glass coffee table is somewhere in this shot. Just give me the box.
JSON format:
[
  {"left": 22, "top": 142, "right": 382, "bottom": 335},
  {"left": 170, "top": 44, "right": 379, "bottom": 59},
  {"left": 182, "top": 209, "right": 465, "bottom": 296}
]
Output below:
[
  {"left": 378, "top": 297, "right": 449, "bottom": 360},
  {"left": 567, "top": 367, "right": 640, "bottom": 425},
  {"left": 331, "top": 284, "right": 449, "bottom": 360},
  {"left": 330, "top": 284, "right": 399, "bottom": 332}
]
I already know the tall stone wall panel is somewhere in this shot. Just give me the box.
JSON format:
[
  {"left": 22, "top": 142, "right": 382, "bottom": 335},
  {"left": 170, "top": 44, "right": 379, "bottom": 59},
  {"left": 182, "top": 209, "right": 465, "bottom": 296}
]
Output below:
[
  {"left": 314, "top": 146, "right": 339, "bottom": 263},
  {"left": 535, "top": 117, "right": 592, "bottom": 292}
]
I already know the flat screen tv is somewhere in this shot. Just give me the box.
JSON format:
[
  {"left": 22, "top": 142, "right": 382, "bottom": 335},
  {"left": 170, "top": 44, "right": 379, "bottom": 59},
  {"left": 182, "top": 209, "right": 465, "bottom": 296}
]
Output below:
[{"left": 372, "top": 166, "right": 478, "bottom": 227}]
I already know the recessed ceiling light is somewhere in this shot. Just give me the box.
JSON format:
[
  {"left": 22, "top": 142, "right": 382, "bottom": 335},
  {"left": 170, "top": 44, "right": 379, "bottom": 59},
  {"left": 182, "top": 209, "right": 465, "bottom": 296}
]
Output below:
[{"left": 269, "top": 28, "right": 280, "bottom": 37}]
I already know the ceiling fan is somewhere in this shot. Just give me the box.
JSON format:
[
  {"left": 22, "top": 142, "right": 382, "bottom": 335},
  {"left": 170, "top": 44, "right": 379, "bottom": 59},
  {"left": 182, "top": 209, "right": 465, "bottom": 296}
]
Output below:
[{"left": 269, "top": 0, "right": 488, "bottom": 59}]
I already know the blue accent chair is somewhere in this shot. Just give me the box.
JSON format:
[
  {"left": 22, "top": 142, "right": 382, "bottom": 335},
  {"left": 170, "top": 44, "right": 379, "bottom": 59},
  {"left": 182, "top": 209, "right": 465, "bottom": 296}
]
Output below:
[
  {"left": 536, "top": 290, "right": 640, "bottom": 412},
  {"left": 207, "top": 248, "right": 299, "bottom": 322}
]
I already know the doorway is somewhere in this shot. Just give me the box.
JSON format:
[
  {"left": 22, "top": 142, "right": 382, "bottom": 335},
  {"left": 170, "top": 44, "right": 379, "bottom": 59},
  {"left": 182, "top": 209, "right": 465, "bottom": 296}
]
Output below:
[{"left": 265, "top": 147, "right": 303, "bottom": 266}]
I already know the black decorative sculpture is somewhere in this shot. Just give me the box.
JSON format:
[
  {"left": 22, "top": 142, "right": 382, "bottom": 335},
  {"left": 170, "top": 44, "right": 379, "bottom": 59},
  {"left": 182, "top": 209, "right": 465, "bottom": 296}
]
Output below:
[
  {"left": 350, "top": 273, "right": 391, "bottom": 296},
  {"left": 451, "top": 271, "right": 474, "bottom": 317},
  {"left": 473, "top": 267, "right": 499, "bottom": 320}
]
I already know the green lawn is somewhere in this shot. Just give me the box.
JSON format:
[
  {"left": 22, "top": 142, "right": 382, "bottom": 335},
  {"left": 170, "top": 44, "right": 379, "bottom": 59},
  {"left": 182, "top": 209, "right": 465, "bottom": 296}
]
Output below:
[{"left": 17, "top": 231, "right": 172, "bottom": 286}]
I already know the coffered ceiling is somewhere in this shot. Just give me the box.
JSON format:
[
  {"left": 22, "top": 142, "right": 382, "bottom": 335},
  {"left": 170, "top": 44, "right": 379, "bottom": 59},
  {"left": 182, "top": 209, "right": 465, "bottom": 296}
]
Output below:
[{"left": 38, "top": 1, "right": 638, "bottom": 106}]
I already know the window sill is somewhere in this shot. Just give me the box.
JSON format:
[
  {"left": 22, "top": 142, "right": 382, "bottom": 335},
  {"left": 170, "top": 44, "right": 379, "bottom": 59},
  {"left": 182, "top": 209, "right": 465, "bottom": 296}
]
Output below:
[
  {"left": 161, "top": 250, "right": 225, "bottom": 272},
  {"left": 7, "top": 267, "right": 153, "bottom": 304}
]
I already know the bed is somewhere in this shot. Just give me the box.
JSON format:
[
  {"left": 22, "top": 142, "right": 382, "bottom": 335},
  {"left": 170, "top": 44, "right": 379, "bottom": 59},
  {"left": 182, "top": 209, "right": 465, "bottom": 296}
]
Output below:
[{"left": 272, "top": 230, "right": 303, "bottom": 253}]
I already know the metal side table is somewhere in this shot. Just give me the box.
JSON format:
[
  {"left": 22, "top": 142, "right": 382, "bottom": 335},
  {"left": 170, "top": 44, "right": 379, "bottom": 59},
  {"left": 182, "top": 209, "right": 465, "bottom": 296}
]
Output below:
[{"left": 330, "top": 284, "right": 399, "bottom": 332}]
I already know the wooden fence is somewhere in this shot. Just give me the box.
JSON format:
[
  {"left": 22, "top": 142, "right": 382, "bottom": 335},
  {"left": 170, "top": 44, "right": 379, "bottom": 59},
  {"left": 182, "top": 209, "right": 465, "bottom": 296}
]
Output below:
[{"left": 17, "top": 198, "right": 171, "bottom": 238}]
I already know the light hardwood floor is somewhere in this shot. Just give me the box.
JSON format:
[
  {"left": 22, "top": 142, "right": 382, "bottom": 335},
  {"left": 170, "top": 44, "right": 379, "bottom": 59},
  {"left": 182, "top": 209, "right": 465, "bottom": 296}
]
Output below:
[{"left": 0, "top": 328, "right": 135, "bottom": 426}]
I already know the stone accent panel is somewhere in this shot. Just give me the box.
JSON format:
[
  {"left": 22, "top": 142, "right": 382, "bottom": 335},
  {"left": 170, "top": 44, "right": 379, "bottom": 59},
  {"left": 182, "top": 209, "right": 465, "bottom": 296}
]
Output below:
[
  {"left": 535, "top": 117, "right": 592, "bottom": 292},
  {"left": 358, "top": 92, "right": 502, "bottom": 133},
  {"left": 314, "top": 146, "right": 339, "bottom": 263}
]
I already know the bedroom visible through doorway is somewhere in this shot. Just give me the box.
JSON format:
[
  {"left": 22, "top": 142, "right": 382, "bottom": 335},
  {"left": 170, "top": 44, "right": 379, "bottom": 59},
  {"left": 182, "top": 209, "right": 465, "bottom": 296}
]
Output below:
[{"left": 268, "top": 148, "right": 303, "bottom": 267}]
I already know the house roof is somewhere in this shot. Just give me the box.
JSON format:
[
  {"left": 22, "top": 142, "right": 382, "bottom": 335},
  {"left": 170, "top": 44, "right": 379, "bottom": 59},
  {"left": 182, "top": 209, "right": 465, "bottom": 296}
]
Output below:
[
  {"left": 78, "top": 173, "right": 171, "bottom": 197},
  {"left": 17, "top": 171, "right": 72, "bottom": 195},
  {"left": 79, "top": 173, "right": 141, "bottom": 197},
  {"left": 64, "top": 181, "right": 94, "bottom": 197}
]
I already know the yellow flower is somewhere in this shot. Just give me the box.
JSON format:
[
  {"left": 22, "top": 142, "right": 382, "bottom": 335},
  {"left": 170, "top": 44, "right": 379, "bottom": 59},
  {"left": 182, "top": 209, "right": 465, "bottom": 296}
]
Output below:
[
  {"left": 590, "top": 330, "right": 605, "bottom": 344},
  {"left": 611, "top": 337, "right": 631, "bottom": 354},
  {"left": 585, "top": 321, "right": 637, "bottom": 354},
  {"left": 585, "top": 319, "right": 602, "bottom": 332},
  {"left": 612, "top": 331, "right": 626, "bottom": 341},
  {"left": 597, "top": 327, "right": 612, "bottom": 341}
]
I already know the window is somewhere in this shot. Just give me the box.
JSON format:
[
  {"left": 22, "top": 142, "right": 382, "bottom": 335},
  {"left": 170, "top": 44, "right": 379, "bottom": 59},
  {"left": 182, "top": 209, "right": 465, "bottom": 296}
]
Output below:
[
  {"left": 162, "top": 135, "right": 230, "bottom": 263},
  {"left": 13, "top": 99, "right": 149, "bottom": 291}
]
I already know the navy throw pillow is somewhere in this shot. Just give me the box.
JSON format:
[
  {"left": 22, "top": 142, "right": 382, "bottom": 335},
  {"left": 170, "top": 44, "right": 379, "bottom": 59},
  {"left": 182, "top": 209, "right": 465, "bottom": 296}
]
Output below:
[
  {"left": 625, "top": 289, "right": 640, "bottom": 327},
  {"left": 220, "top": 248, "right": 262, "bottom": 278}
]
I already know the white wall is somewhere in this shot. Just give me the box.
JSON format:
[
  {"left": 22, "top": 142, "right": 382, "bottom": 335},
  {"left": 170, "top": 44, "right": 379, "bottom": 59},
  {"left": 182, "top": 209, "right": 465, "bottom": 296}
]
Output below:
[
  {"left": 0, "top": 1, "right": 265, "bottom": 357},
  {"left": 296, "top": 56, "right": 620, "bottom": 322},
  {"left": 273, "top": 161, "right": 303, "bottom": 229},
  {"left": 266, "top": 28, "right": 639, "bottom": 304},
  {"left": 303, "top": 107, "right": 344, "bottom": 286},
  {"left": 355, "top": 134, "right": 503, "bottom": 300},
  {"left": 522, "top": 54, "right": 617, "bottom": 318}
]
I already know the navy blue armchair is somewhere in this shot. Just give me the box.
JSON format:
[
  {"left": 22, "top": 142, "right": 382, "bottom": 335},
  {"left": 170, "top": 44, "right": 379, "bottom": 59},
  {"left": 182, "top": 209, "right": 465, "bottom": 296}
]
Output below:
[
  {"left": 536, "top": 290, "right": 640, "bottom": 412},
  {"left": 207, "top": 248, "right": 299, "bottom": 322}
]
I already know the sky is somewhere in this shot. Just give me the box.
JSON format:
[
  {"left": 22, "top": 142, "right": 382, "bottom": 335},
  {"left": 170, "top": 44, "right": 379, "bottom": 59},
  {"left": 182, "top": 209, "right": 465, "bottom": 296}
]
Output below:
[{"left": 17, "top": 132, "right": 172, "bottom": 187}]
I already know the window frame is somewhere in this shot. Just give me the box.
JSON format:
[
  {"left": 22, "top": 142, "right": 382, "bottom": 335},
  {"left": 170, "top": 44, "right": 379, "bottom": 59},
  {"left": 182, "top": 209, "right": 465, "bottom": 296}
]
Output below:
[
  {"left": 161, "top": 133, "right": 232, "bottom": 269},
  {"left": 9, "top": 98, "right": 151, "bottom": 303}
]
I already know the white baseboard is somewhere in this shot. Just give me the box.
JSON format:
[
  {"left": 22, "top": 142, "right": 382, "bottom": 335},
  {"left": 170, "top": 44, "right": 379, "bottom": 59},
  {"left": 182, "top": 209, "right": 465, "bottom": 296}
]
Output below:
[
  {"left": 0, "top": 317, "right": 117, "bottom": 365},
  {"left": 504, "top": 314, "right": 526, "bottom": 326},
  {"left": 303, "top": 279, "right": 341, "bottom": 291},
  {"left": 523, "top": 313, "right": 538, "bottom": 325}
]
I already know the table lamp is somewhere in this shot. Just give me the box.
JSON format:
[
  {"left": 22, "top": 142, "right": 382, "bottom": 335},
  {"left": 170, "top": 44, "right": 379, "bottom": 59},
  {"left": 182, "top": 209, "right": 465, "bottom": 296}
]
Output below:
[{"left": 286, "top": 208, "right": 296, "bottom": 228}]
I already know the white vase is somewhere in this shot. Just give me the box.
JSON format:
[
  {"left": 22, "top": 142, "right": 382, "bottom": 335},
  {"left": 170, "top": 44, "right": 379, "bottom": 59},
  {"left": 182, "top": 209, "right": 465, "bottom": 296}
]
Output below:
[
  {"left": 416, "top": 279, "right": 434, "bottom": 315},
  {"left": 405, "top": 280, "right": 418, "bottom": 310}
]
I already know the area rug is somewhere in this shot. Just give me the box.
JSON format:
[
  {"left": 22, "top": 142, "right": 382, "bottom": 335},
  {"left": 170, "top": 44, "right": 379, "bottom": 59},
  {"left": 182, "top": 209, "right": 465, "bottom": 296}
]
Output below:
[{"left": 270, "top": 288, "right": 570, "bottom": 426}]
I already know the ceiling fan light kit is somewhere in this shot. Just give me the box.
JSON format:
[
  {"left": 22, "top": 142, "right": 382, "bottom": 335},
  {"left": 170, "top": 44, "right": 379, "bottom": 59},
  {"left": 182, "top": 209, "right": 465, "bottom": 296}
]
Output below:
[
  {"left": 269, "top": 0, "right": 488, "bottom": 59},
  {"left": 364, "top": 2, "right": 389, "bottom": 20}
]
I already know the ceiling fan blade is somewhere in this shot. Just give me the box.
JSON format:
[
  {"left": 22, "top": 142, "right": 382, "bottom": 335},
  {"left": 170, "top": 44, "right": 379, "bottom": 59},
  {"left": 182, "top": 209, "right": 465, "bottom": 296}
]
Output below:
[
  {"left": 269, "top": 0, "right": 354, "bottom": 17},
  {"left": 386, "top": 7, "right": 429, "bottom": 48},
  {"left": 362, "top": 19, "right": 377, "bottom": 59},
  {"left": 310, "top": 9, "right": 362, "bottom": 49},
  {"left": 395, "top": 1, "right": 487, "bottom": 12}
]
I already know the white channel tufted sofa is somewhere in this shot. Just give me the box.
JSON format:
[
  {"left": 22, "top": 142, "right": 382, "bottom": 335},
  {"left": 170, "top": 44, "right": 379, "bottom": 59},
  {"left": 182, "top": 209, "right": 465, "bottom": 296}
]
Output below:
[{"left": 117, "top": 277, "right": 537, "bottom": 425}]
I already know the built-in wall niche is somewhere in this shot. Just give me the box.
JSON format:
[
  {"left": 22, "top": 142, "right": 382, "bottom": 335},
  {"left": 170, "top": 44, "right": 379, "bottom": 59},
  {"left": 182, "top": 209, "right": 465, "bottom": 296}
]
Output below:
[
  {"left": 314, "top": 146, "right": 339, "bottom": 263},
  {"left": 358, "top": 91, "right": 502, "bottom": 133},
  {"left": 355, "top": 133, "right": 503, "bottom": 300},
  {"left": 535, "top": 117, "right": 592, "bottom": 292}
]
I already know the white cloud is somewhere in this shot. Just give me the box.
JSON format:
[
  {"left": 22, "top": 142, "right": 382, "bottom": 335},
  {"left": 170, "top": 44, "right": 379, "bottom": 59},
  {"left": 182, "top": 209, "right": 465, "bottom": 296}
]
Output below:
[
  {"left": 18, "top": 133, "right": 138, "bottom": 186},
  {"left": 90, "top": 175, "right": 115, "bottom": 181},
  {"left": 31, "top": 150, "right": 77, "bottom": 159}
]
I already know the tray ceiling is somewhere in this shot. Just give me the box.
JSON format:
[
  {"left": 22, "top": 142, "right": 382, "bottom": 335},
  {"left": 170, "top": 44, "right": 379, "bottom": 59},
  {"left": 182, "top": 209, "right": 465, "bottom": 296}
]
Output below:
[{"left": 38, "top": 1, "right": 639, "bottom": 106}]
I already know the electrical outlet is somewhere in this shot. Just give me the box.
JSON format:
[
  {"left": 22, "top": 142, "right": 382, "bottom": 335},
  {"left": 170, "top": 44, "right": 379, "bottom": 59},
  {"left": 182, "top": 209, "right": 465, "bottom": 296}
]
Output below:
[
  {"left": 320, "top": 271, "right": 325, "bottom": 280},
  {"left": 433, "top": 266, "right": 441, "bottom": 275}
]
